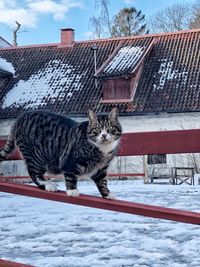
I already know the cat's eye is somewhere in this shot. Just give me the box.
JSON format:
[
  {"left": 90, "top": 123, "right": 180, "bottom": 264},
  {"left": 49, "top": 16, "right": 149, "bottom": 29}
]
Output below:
[
  {"left": 109, "top": 126, "right": 115, "bottom": 132},
  {"left": 92, "top": 127, "right": 101, "bottom": 134},
  {"left": 95, "top": 127, "right": 101, "bottom": 133}
]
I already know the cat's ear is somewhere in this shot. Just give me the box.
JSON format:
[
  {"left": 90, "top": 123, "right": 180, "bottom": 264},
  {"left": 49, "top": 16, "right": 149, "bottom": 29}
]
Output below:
[
  {"left": 109, "top": 108, "right": 119, "bottom": 121},
  {"left": 88, "top": 110, "right": 97, "bottom": 123}
]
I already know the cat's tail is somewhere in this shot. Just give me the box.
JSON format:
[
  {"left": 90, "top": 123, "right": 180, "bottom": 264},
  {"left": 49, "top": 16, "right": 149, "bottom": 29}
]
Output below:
[{"left": 0, "top": 133, "right": 15, "bottom": 161}]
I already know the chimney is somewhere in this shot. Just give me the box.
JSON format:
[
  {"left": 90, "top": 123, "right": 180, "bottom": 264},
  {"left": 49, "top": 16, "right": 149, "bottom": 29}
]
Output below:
[{"left": 60, "top": 28, "right": 74, "bottom": 46}]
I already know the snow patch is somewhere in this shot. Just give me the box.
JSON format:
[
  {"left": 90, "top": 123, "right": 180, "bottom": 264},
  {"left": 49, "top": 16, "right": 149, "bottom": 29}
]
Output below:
[
  {"left": 0, "top": 58, "right": 15, "bottom": 74},
  {"left": 104, "top": 46, "right": 144, "bottom": 74},
  {"left": 153, "top": 59, "right": 188, "bottom": 91},
  {"left": 2, "top": 59, "right": 85, "bottom": 109}
]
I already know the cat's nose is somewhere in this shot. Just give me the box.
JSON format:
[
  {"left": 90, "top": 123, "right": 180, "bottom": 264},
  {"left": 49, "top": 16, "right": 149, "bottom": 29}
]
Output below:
[{"left": 101, "top": 134, "right": 107, "bottom": 139}]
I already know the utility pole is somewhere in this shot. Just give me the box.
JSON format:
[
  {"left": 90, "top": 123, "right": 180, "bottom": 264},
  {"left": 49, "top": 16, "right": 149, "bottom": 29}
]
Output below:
[{"left": 90, "top": 44, "right": 98, "bottom": 88}]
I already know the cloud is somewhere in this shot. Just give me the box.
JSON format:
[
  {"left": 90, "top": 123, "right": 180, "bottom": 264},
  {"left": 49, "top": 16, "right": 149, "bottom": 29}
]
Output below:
[
  {"left": 28, "top": 0, "right": 83, "bottom": 21},
  {"left": 123, "top": 0, "right": 136, "bottom": 4},
  {"left": 0, "top": 0, "right": 83, "bottom": 28},
  {"left": 0, "top": 8, "right": 38, "bottom": 28}
]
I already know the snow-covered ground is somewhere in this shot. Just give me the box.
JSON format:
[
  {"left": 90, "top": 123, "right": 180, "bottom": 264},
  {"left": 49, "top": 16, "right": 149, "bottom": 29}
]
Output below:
[{"left": 0, "top": 180, "right": 200, "bottom": 267}]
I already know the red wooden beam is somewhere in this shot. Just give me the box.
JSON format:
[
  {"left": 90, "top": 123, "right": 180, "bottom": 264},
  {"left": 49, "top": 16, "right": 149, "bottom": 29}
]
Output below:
[
  {"left": 0, "top": 175, "right": 63, "bottom": 180},
  {"left": 0, "top": 259, "right": 34, "bottom": 267},
  {"left": 1, "top": 129, "right": 200, "bottom": 160},
  {"left": 118, "top": 129, "right": 200, "bottom": 156},
  {"left": 0, "top": 182, "right": 199, "bottom": 225},
  {"left": 0, "top": 173, "right": 145, "bottom": 181},
  {"left": 108, "top": 173, "right": 145, "bottom": 177}
]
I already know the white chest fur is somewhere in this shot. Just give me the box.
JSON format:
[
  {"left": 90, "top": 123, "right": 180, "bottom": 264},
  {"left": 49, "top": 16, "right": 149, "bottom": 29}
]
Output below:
[{"left": 98, "top": 139, "right": 119, "bottom": 155}]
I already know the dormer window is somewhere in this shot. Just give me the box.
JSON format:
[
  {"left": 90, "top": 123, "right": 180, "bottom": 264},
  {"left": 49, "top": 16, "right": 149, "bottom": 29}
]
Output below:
[
  {"left": 101, "top": 65, "right": 143, "bottom": 103},
  {"left": 95, "top": 38, "right": 157, "bottom": 103}
]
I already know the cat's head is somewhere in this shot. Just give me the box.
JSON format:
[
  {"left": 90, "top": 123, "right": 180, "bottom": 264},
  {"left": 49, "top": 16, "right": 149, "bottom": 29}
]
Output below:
[{"left": 87, "top": 108, "right": 122, "bottom": 145}]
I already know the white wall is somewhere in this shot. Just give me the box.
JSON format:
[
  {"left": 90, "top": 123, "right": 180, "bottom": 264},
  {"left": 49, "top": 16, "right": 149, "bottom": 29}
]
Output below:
[
  {"left": 1, "top": 112, "right": 200, "bottom": 136},
  {"left": 120, "top": 112, "right": 200, "bottom": 133}
]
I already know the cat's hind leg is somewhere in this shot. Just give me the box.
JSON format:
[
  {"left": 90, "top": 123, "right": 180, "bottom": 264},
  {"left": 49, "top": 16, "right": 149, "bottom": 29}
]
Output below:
[
  {"left": 28, "top": 170, "right": 58, "bottom": 192},
  {"left": 24, "top": 157, "right": 57, "bottom": 192},
  {"left": 18, "top": 145, "right": 57, "bottom": 192}
]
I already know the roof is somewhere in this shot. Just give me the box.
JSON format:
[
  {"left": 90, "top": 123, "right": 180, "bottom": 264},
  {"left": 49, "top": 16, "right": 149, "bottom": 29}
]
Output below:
[{"left": 0, "top": 29, "right": 200, "bottom": 118}]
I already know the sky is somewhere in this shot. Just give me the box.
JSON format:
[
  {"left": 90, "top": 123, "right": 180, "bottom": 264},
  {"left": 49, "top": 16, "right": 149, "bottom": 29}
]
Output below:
[{"left": 0, "top": 0, "right": 194, "bottom": 46}]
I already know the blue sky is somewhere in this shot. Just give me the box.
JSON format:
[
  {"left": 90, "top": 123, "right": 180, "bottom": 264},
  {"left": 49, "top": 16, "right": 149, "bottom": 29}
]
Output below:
[{"left": 0, "top": 0, "right": 193, "bottom": 46}]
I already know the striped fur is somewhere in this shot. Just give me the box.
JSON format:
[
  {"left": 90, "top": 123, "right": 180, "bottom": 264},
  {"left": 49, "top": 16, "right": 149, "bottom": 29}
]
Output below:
[{"left": 0, "top": 108, "right": 122, "bottom": 198}]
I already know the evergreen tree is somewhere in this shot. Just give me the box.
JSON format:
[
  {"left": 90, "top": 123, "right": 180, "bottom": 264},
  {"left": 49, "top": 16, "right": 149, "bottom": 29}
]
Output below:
[{"left": 111, "top": 7, "right": 148, "bottom": 37}]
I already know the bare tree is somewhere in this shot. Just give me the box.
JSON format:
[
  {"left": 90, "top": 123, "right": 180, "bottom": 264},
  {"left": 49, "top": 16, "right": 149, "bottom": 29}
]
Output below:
[
  {"left": 148, "top": 3, "right": 191, "bottom": 33},
  {"left": 89, "top": 16, "right": 102, "bottom": 39},
  {"left": 13, "top": 21, "right": 21, "bottom": 46},
  {"left": 98, "top": 0, "right": 113, "bottom": 36},
  {"left": 190, "top": 0, "right": 200, "bottom": 29},
  {"left": 89, "top": 0, "right": 112, "bottom": 38}
]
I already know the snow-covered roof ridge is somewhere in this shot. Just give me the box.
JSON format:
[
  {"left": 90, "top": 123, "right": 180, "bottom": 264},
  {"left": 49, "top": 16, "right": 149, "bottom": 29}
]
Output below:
[{"left": 0, "top": 58, "right": 15, "bottom": 74}]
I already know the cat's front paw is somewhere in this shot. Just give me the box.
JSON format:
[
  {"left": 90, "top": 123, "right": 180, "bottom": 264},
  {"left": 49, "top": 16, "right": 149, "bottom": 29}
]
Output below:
[
  {"left": 104, "top": 192, "right": 116, "bottom": 200},
  {"left": 66, "top": 189, "right": 80, "bottom": 197},
  {"left": 44, "top": 182, "right": 58, "bottom": 192}
]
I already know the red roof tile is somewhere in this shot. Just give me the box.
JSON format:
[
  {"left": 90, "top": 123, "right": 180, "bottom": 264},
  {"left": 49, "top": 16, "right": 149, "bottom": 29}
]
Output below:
[{"left": 0, "top": 29, "right": 200, "bottom": 118}]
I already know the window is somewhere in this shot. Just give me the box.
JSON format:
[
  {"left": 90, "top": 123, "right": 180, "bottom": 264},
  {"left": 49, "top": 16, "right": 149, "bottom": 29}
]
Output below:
[
  {"left": 102, "top": 77, "right": 130, "bottom": 101},
  {"left": 96, "top": 38, "right": 157, "bottom": 103},
  {"left": 100, "top": 65, "right": 143, "bottom": 103},
  {"left": 147, "top": 154, "right": 167, "bottom": 165}
]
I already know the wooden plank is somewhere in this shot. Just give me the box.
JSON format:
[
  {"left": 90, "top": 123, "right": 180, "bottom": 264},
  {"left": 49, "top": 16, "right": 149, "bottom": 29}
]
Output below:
[
  {"left": 108, "top": 173, "right": 145, "bottom": 177},
  {"left": 1, "top": 129, "right": 200, "bottom": 160},
  {"left": 0, "top": 173, "right": 145, "bottom": 181},
  {"left": 0, "top": 182, "right": 200, "bottom": 225},
  {"left": 118, "top": 129, "right": 200, "bottom": 156},
  {"left": 0, "top": 259, "right": 34, "bottom": 267},
  {"left": 0, "top": 175, "right": 63, "bottom": 180}
]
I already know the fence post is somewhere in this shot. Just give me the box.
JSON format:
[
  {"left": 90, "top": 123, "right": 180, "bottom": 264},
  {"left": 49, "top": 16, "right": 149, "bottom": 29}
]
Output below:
[{"left": 143, "top": 155, "right": 148, "bottom": 184}]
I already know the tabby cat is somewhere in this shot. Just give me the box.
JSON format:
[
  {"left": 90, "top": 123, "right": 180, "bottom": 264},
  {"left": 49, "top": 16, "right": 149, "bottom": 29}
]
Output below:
[{"left": 0, "top": 108, "right": 122, "bottom": 199}]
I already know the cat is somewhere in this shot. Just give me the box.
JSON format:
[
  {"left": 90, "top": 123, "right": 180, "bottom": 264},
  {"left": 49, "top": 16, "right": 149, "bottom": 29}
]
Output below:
[{"left": 0, "top": 108, "right": 122, "bottom": 199}]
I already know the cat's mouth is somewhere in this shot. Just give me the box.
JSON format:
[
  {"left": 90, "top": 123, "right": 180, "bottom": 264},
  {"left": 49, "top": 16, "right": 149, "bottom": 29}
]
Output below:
[{"left": 98, "top": 139, "right": 112, "bottom": 145}]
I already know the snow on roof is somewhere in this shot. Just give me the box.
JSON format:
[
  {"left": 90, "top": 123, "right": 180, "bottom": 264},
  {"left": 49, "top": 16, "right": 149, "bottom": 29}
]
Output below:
[
  {"left": 104, "top": 46, "right": 145, "bottom": 74},
  {"left": 153, "top": 59, "right": 188, "bottom": 91},
  {"left": 0, "top": 58, "right": 15, "bottom": 74},
  {"left": 2, "top": 59, "right": 85, "bottom": 109}
]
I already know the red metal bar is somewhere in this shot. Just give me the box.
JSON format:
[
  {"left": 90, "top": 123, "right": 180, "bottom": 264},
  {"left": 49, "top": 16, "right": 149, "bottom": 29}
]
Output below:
[
  {"left": 108, "top": 173, "right": 145, "bottom": 177},
  {"left": 0, "top": 173, "right": 145, "bottom": 181},
  {"left": 0, "top": 182, "right": 199, "bottom": 225},
  {"left": 0, "top": 175, "right": 63, "bottom": 180},
  {"left": 0, "top": 259, "right": 34, "bottom": 267},
  {"left": 1, "top": 129, "right": 200, "bottom": 160}
]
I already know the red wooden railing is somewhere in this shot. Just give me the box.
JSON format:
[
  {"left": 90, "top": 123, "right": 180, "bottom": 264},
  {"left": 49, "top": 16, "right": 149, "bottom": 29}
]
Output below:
[
  {"left": 1, "top": 129, "right": 200, "bottom": 159},
  {"left": 0, "top": 173, "right": 145, "bottom": 181},
  {"left": 0, "top": 259, "right": 34, "bottom": 267},
  {"left": 0, "top": 129, "right": 200, "bottom": 225},
  {"left": 0, "top": 182, "right": 199, "bottom": 225}
]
